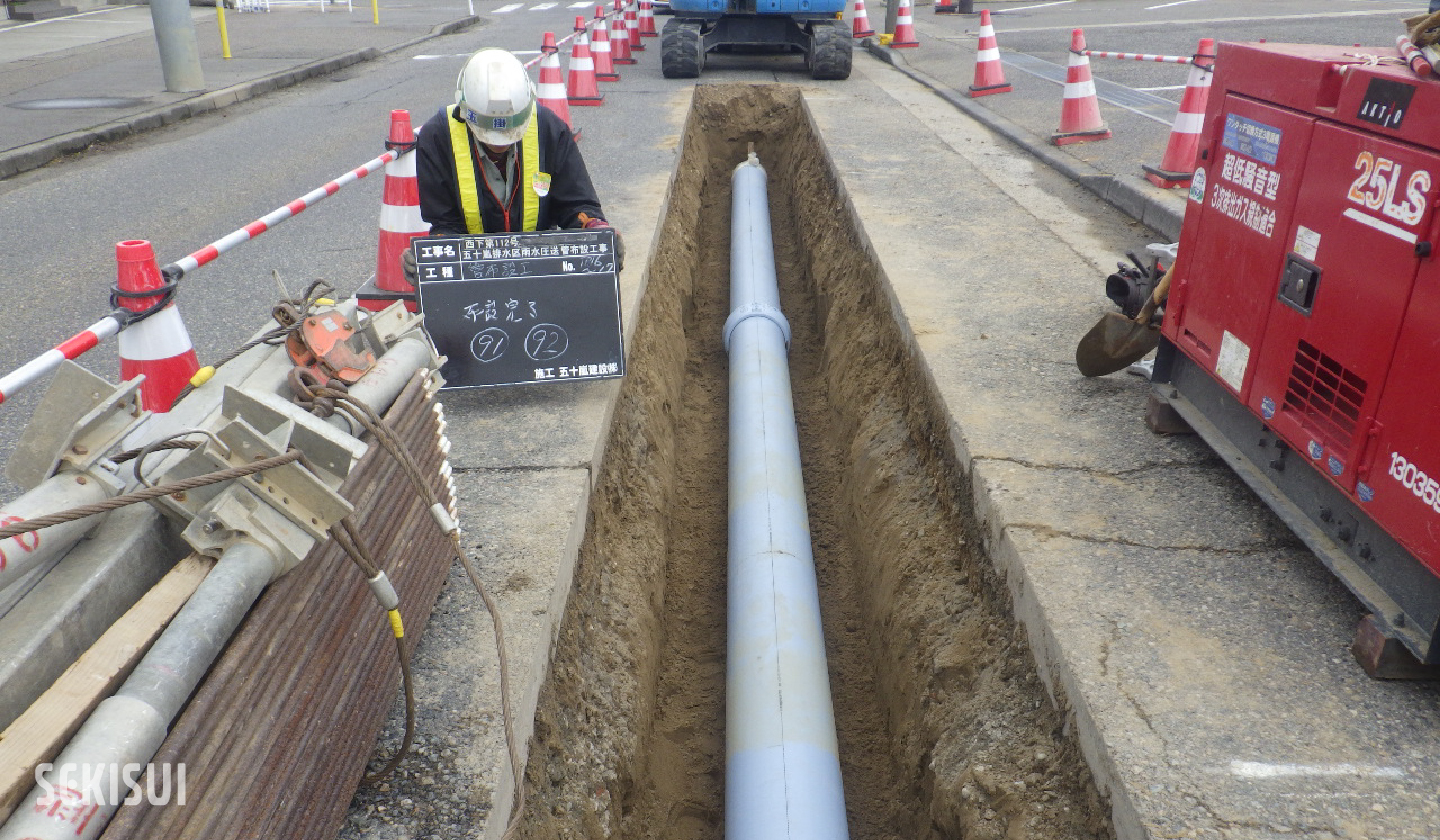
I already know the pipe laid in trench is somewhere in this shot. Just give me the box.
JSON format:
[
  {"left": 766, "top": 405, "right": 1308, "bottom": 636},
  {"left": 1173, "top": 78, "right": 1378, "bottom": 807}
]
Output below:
[{"left": 723, "top": 150, "right": 849, "bottom": 840}]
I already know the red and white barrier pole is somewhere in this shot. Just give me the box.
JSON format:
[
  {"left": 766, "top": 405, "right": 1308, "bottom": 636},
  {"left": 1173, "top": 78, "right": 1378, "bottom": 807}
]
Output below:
[
  {"left": 0, "top": 315, "right": 125, "bottom": 406},
  {"left": 1084, "top": 49, "right": 1192, "bottom": 64}
]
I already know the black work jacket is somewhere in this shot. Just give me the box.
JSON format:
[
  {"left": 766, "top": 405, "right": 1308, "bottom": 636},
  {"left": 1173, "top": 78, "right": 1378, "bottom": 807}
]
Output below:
[{"left": 415, "top": 104, "right": 605, "bottom": 235}]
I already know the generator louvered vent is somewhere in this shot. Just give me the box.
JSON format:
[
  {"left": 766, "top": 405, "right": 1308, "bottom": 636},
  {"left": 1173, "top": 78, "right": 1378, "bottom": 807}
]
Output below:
[{"left": 1282, "top": 339, "right": 1366, "bottom": 456}]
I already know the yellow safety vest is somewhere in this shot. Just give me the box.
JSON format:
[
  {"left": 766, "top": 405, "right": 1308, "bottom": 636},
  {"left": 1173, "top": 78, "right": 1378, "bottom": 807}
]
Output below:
[{"left": 447, "top": 105, "right": 542, "bottom": 233}]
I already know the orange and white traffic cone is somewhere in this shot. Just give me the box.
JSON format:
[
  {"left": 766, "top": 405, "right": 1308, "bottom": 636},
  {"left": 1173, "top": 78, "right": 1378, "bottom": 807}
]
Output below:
[
  {"left": 851, "top": 0, "right": 874, "bottom": 37},
  {"left": 115, "top": 240, "right": 200, "bottom": 412},
  {"left": 365, "top": 109, "right": 429, "bottom": 314},
  {"left": 1052, "top": 28, "right": 1110, "bottom": 145},
  {"left": 1143, "top": 38, "right": 1214, "bottom": 188},
  {"left": 592, "top": 10, "right": 620, "bottom": 79},
  {"left": 968, "top": 9, "right": 1011, "bottom": 96},
  {"left": 891, "top": 0, "right": 919, "bottom": 47},
  {"left": 638, "top": 0, "right": 658, "bottom": 37},
  {"left": 626, "top": 6, "right": 644, "bottom": 50},
  {"left": 567, "top": 31, "right": 605, "bottom": 104},
  {"left": 611, "top": 9, "right": 636, "bottom": 64},
  {"left": 537, "top": 33, "right": 579, "bottom": 138}
]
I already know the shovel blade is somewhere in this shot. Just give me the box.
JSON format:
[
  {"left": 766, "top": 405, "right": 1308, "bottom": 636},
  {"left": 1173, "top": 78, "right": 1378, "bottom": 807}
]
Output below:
[{"left": 1075, "top": 312, "right": 1161, "bottom": 377}]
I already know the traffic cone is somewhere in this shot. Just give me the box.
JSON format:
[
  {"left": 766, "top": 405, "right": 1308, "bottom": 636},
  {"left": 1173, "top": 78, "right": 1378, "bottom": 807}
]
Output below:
[
  {"left": 567, "top": 31, "right": 605, "bottom": 104},
  {"left": 537, "top": 34, "right": 579, "bottom": 138},
  {"left": 638, "top": 0, "right": 658, "bottom": 37},
  {"left": 626, "top": 7, "right": 644, "bottom": 50},
  {"left": 115, "top": 240, "right": 200, "bottom": 412},
  {"left": 968, "top": 9, "right": 1011, "bottom": 96},
  {"left": 1143, "top": 38, "right": 1214, "bottom": 188},
  {"left": 891, "top": 0, "right": 919, "bottom": 47},
  {"left": 612, "top": 10, "right": 636, "bottom": 64},
  {"left": 574, "top": 13, "right": 587, "bottom": 33},
  {"left": 935, "top": 0, "right": 956, "bottom": 13},
  {"left": 366, "top": 109, "right": 429, "bottom": 314},
  {"left": 851, "top": 0, "right": 874, "bottom": 37},
  {"left": 592, "top": 11, "right": 619, "bottom": 80},
  {"left": 1051, "top": 28, "right": 1110, "bottom": 145}
]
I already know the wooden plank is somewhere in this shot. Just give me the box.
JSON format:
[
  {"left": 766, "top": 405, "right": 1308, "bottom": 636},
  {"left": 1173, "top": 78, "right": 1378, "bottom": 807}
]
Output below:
[{"left": 0, "top": 554, "right": 212, "bottom": 823}]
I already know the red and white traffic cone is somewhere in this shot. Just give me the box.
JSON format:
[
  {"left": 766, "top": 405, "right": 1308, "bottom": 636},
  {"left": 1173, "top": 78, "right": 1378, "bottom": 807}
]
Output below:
[
  {"left": 115, "top": 240, "right": 200, "bottom": 412},
  {"left": 592, "top": 11, "right": 620, "bottom": 80},
  {"left": 366, "top": 109, "right": 429, "bottom": 314},
  {"left": 891, "top": 0, "right": 919, "bottom": 47},
  {"left": 611, "top": 9, "right": 636, "bottom": 64},
  {"left": 935, "top": 0, "right": 956, "bottom": 13},
  {"left": 1143, "top": 37, "right": 1214, "bottom": 188},
  {"left": 1052, "top": 28, "right": 1110, "bottom": 145},
  {"left": 638, "top": 0, "right": 658, "bottom": 37},
  {"left": 567, "top": 31, "right": 605, "bottom": 104},
  {"left": 626, "top": 6, "right": 644, "bottom": 50},
  {"left": 537, "top": 33, "right": 579, "bottom": 138},
  {"left": 851, "top": 0, "right": 874, "bottom": 37},
  {"left": 968, "top": 9, "right": 1010, "bottom": 96}
]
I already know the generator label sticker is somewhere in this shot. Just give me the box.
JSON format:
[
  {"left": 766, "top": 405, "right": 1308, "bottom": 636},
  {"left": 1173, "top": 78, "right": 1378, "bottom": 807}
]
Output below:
[
  {"left": 1342, "top": 151, "right": 1431, "bottom": 243},
  {"left": 1215, "top": 330, "right": 1250, "bottom": 393},
  {"left": 1293, "top": 225, "right": 1321, "bottom": 261},
  {"left": 1357, "top": 77, "right": 1415, "bottom": 131},
  {"left": 1222, "top": 114, "right": 1282, "bottom": 165},
  {"left": 1188, "top": 167, "right": 1207, "bottom": 203},
  {"left": 1388, "top": 451, "right": 1440, "bottom": 514}
]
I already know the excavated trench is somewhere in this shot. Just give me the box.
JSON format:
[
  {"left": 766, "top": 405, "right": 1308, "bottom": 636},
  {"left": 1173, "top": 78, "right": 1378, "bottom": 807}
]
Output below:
[{"left": 517, "top": 84, "right": 1114, "bottom": 840}]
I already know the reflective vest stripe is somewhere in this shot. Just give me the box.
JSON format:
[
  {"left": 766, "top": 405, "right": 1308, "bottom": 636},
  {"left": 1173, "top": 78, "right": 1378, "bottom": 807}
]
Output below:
[{"left": 448, "top": 106, "right": 543, "bottom": 234}]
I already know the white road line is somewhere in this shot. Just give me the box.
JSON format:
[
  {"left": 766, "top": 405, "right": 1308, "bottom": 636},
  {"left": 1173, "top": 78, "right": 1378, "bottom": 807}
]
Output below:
[
  {"left": 1146, "top": 0, "right": 1207, "bottom": 10},
  {"left": 568, "top": 1, "right": 591, "bottom": 6},
  {"left": 493, "top": 2, "right": 523, "bottom": 11},
  {"left": 994, "top": 8, "right": 1416, "bottom": 33},
  {"left": 994, "top": 0, "right": 1073, "bottom": 11},
  {"left": 1229, "top": 761, "right": 1407, "bottom": 779},
  {"left": 0, "top": 4, "right": 143, "bottom": 31},
  {"left": 531, "top": 2, "right": 558, "bottom": 8},
  {"left": 1137, "top": 85, "right": 1187, "bottom": 92}
]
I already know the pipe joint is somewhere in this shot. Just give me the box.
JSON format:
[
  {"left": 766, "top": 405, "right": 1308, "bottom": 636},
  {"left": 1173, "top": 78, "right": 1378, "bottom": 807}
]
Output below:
[{"left": 723, "top": 302, "right": 791, "bottom": 352}]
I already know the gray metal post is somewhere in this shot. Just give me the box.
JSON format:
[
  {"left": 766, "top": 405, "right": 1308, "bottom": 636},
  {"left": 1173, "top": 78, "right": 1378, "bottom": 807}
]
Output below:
[
  {"left": 883, "top": 0, "right": 898, "bottom": 36},
  {"left": 148, "top": 0, "right": 205, "bottom": 93}
]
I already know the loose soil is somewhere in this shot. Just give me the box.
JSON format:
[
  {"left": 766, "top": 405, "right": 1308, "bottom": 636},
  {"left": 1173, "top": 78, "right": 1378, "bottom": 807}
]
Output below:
[{"left": 516, "top": 84, "right": 1115, "bottom": 840}]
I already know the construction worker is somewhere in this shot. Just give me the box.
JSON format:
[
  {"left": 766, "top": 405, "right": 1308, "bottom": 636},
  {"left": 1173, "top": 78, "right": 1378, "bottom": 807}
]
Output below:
[{"left": 406, "top": 48, "right": 622, "bottom": 278}]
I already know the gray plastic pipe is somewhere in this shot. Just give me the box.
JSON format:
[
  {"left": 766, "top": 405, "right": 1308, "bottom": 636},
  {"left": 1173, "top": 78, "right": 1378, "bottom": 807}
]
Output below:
[
  {"left": 0, "top": 540, "right": 276, "bottom": 840},
  {"left": 0, "top": 474, "right": 113, "bottom": 595},
  {"left": 723, "top": 151, "right": 849, "bottom": 840}
]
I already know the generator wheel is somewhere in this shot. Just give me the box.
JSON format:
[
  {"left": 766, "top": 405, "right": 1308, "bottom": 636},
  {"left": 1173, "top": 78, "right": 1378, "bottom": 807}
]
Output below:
[
  {"left": 662, "top": 18, "right": 704, "bottom": 79},
  {"left": 808, "top": 20, "right": 852, "bottom": 80}
]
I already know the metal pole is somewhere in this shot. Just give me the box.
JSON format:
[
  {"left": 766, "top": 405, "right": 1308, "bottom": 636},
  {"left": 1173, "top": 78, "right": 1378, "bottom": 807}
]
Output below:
[
  {"left": 723, "top": 151, "right": 849, "bottom": 840},
  {"left": 0, "top": 474, "right": 115, "bottom": 595},
  {"left": 147, "top": 0, "right": 205, "bottom": 93},
  {"left": 0, "top": 541, "right": 276, "bottom": 840}
]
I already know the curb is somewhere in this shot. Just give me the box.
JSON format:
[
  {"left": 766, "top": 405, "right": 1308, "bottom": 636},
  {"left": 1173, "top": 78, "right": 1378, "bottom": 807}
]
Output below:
[
  {"left": 0, "top": 16, "right": 479, "bottom": 181},
  {"left": 864, "top": 41, "right": 1185, "bottom": 241}
]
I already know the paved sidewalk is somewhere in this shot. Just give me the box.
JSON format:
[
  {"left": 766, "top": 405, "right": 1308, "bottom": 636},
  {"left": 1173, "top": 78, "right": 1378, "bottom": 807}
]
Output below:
[{"left": 0, "top": 0, "right": 478, "bottom": 178}]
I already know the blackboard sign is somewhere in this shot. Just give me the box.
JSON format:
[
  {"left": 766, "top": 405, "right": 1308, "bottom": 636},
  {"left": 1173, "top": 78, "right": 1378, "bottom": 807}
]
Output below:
[{"left": 413, "top": 230, "right": 625, "bottom": 389}]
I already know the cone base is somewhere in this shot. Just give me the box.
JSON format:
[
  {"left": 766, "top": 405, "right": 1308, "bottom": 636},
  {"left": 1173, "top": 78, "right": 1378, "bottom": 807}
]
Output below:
[
  {"left": 640, "top": 31, "right": 658, "bottom": 36},
  {"left": 891, "top": 38, "right": 919, "bottom": 47},
  {"left": 968, "top": 81, "right": 1012, "bottom": 97},
  {"left": 614, "top": 57, "right": 638, "bottom": 64},
  {"left": 1051, "top": 127, "right": 1111, "bottom": 145},
  {"left": 356, "top": 275, "right": 418, "bottom": 313},
  {"left": 596, "top": 72, "right": 621, "bottom": 80},
  {"left": 569, "top": 95, "right": 605, "bottom": 105},
  {"left": 853, "top": 27, "right": 874, "bottom": 37},
  {"left": 935, "top": 4, "right": 959, "bottom": 12},
  {"left": 1142, "top": 164, "right": 1193, "bottom": 189}
]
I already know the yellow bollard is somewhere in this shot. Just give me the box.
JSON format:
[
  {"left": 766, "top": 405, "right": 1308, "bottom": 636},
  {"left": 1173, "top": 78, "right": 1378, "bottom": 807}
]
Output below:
[
  {"left": 372, "top": 0, "right": 379, "bottom": 24},
  {"left": 216, "top": 0, "right": 233, "bottom": 59}
]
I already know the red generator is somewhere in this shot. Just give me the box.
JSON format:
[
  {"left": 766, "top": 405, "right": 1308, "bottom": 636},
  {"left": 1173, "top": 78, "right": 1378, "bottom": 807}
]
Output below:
[{"left": 1152, "top": 41, "right": 1440, "bottom": 670}]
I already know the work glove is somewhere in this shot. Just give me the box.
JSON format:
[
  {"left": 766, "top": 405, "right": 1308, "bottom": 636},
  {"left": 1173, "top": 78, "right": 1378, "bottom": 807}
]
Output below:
[
  {"left": 400, "top": 247, "right": 418, "bottom": 284},
  {"left": 579, "top": 213, "right": 625, "bottom": 273}
]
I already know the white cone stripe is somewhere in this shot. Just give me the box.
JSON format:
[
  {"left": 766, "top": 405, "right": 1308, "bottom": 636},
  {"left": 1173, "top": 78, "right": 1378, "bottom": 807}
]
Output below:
[
  {"left": 977, "top": 47, "right": 999, "bottom": 62},
  {"left": 1063, "top": 80, "right": 1097, "bottom": 98},
  {"left": 381, "top": 204, "right": 430, "bottom": 233},
  {"left": 118, "top": 307, "right": 195, "bottom": 360},
  {"left": 385, "top": 154, "right": 418, "bottom": 178},
  {"left": 572, "top": 57, "right": 595, "bottom": 69},
  {"left": 1172, "top": 112, "right": 1205, "bottom": 133}
]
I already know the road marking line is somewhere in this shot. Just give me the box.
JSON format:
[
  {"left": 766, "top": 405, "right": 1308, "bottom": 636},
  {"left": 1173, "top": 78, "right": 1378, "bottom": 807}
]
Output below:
[
  {"left": 1146, "top": 0, "right": 1207, "bottom": 9},
  {"left": 993, "top": 0, "right": 1073, "bottom": 11},
  {"left": 1229, "top": 761, "right": 1407, "bottom": 779},
  {"left": 531, "top": 2, "right": 558, "bottom": 8},
  {"left": 993, "top": 8, "right": 1415, "bottom": 33},
  {"left": 493, "top": 2, "right": 523, "bottom": 11},
  {"left": 1137, "top": 85, "right": 1187, "bottom": 92}
]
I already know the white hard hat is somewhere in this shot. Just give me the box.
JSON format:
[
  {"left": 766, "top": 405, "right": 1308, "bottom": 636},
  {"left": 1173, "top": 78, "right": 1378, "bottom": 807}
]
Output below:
[{"left": 455, "top": 48, "right": 536, "bottom": 147}]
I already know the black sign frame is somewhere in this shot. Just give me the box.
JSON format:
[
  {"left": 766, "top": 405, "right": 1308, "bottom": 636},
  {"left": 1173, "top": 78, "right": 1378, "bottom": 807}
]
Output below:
[{"left": 413, "top": 230, "right": 625, "bottom": 390}]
